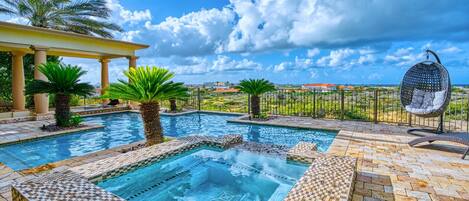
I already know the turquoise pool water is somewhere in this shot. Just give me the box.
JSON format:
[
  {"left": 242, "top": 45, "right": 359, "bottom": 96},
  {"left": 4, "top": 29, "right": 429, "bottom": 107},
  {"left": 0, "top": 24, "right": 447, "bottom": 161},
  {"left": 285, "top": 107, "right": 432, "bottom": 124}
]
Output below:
[
  {"left": 97, "top": 147, "right": 308, "bottom": 201},
  {"left": 0, "top": 112, "right": 336, "bottom": 170}
]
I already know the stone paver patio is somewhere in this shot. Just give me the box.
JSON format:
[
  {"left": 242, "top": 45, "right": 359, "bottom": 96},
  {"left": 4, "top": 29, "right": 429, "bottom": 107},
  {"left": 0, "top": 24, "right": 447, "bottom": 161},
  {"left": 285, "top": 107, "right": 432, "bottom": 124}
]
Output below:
[
  {"left": 0, "top": 112, "right": 468, "bottom": 200},
  {"left": 230, "top": 116, "right": 469, "bottom": 201}
]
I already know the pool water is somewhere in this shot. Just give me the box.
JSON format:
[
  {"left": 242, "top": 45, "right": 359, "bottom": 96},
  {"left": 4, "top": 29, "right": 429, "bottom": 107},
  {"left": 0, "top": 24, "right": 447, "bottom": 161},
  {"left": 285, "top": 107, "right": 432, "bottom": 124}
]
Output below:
[
  {"left": 97, "top": 147, "right": 308, "bottom": 201},
  {"left": 0, "top": 112, "right": 336, "bottom": 170}
]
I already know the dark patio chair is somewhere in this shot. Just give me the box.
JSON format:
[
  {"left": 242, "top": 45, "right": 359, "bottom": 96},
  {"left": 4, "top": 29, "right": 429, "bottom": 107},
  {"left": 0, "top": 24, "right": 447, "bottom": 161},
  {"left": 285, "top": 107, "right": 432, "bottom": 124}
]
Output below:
[
  {"left": 408, "top": 133, "right": 469, "bottom": 159},
  {"left": 107, "top": 99, "right": 119, "bottom": 106}
]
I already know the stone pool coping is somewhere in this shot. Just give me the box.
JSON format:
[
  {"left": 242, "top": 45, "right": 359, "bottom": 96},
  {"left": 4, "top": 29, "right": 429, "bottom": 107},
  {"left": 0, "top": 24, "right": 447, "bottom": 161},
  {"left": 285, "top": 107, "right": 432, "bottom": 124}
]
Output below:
[
  {"left": 11, "top": 135, "right": 243, "bottom": 201},
  {"left": 70, "top": 135, "right": 243, "bottom": 181},
  {"left": 0, "top": 110, "right": 244, "bottom": 147},
  {"left": 12, "top": 171, "right": 124, "bottom": 201},
  {"left": 12, "top": 135, "right": 357, "bottom": 201},
  {"left": 227, "top": 114, "right": 340, "bottom": 132},
  {"left": 0, "top": 124, "right": 104, "bottom": 146},
  {"left": 6, "top": 110, "right": 357, "bottom": 200}
]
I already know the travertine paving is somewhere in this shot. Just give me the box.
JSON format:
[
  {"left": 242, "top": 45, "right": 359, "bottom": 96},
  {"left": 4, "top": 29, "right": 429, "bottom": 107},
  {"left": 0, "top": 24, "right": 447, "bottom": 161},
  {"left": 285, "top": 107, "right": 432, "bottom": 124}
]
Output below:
[
  {"left": 1, "top": 112, "right": 469, "bottom": 200},
  {"left": 241, "top": 116, "right": 469, "bottom": 201}
]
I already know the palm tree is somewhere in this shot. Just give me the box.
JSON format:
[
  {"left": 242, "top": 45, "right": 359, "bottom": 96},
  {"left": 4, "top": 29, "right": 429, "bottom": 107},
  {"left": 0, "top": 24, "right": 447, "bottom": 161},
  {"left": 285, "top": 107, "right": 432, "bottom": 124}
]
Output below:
[
  {"left": 104, "top": 66, "right": 188, "bottom": 146},
  {"left": 0, "top": 0, "right": 122, "bottom": 38},
  {"left": 168, "top": 85, "right": 189, "bottom": 112},
  {"left": 25, "top": 62, "right": 94, "bottom": 127},
  {"left": 236, "top": 79, "right": 275, "bottom": 118}
]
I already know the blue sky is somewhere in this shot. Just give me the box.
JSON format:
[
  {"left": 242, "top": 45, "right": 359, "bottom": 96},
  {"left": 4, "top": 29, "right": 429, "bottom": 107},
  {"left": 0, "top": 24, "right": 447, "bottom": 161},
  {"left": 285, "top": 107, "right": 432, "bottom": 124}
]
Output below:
[{"left": 2, "top": 0, "right": 469, "bottom": 85}]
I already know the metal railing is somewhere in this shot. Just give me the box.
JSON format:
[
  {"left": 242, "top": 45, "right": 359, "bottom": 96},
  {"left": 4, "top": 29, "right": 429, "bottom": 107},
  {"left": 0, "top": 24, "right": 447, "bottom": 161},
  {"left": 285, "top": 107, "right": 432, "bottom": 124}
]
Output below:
[
  {"left": 2, "top": 87, "right": 467, "bottom": 132},
  {"left": 181, "top": 88, "right": 468, "bottom": 132}
]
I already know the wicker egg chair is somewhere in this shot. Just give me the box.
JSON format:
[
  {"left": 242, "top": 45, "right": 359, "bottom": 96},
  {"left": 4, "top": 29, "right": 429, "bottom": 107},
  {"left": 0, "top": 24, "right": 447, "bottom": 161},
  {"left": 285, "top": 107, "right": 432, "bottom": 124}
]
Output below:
[{"left": 400, "top": 50, "right": 451, "bottom": 134}]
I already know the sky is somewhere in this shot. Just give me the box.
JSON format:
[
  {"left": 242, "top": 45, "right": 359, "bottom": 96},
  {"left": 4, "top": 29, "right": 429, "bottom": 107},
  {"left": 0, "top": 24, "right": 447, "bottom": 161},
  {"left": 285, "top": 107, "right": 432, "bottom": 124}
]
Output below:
[{"left": 2, "top": 0, "right": 469, "bottom": 85}]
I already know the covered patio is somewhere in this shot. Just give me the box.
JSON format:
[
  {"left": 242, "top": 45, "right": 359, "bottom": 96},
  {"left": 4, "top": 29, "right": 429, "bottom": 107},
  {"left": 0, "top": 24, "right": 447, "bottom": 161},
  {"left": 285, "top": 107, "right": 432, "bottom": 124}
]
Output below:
[{"left": 0, "top": 21, "right": 148, "bottom": 118}]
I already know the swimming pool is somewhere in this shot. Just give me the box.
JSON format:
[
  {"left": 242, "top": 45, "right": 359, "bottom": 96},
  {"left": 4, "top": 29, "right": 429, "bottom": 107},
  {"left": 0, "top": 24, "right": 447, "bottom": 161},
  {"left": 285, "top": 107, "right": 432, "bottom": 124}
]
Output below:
[
  {"left": 0, "top": 112, "right": 336, "bottom": 170},
  {"left": 97, "top": 146, "right": 308, "bottom": 201}
]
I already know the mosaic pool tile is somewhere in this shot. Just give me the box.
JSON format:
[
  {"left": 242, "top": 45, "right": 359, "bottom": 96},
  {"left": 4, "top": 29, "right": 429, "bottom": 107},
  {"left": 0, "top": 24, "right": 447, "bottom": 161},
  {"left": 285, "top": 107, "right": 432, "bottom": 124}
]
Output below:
[
  {"left": 70, "top": 135, "right": 243, "bottom": 182},
  {"left": 12, "top": 171, "right": 123, "bottom": 201},
  {"left": 287, "top": 141, "right": 322, "bottom": 164},
  {"left": 234, "top": 141, "right": 289, "bottom": 156},
  {"left": 13, "top": 135, "right": 243, "bottom": 201},
  {"left": 285, "top": 155, "right": 357, "bottom": 201}
]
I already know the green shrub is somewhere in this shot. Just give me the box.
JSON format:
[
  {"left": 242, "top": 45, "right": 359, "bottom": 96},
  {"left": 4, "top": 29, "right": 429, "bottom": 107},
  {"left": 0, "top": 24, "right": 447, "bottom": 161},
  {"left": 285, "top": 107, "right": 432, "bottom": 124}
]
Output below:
[
  {"left": 68, "top": 115, "right": 83, "bottom": 127},
  {"left": 70, "top": 95, "right": 81, "bottom": 106}
]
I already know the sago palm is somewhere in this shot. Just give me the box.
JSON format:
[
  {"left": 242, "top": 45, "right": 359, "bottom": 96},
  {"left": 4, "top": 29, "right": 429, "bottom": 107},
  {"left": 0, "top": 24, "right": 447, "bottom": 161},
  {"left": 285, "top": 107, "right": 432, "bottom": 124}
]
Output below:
[
  {"left": 0, "top": 0, "right": 122, "bottom": 38},
  {"left": 25, "top": 62, "right": 94, "bottom": 126},
  {"left": 168, "top": 86, "right": 189, "bottom": 112},
  {"left": 236, "top": 79, "right": 275, "bottom": 117},
  {"left": 104, "top": 66, "right": 188, "bottom": 146}
]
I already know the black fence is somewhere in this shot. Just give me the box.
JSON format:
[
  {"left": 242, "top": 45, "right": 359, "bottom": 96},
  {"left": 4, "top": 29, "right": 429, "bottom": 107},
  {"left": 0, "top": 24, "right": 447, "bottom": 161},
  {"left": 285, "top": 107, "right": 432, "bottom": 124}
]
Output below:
[
  {"left": 178, "top": 88, "right": 468, "bottom": 132},
  {"left": 3, "top": 87, "right": 466, "bottom": 132}
]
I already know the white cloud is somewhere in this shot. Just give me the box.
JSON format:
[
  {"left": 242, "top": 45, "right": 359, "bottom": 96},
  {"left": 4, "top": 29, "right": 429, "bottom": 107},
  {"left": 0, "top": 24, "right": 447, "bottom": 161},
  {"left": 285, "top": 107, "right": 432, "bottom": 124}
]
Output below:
[
  {"left": 121, "top": 30, "right": 141, "bottom": 42},
  {"left": 121, "top": 0, "right": 468, "bottom": 57},
  {"left": 221, "top": 0, "right": 468, "bottom": 54},
  {"left": 144, "top": 8, "right": 235, "bottom": 57},
  {"left": 212, "top": 55, "right": 262, "bottom": 72},
  {"left": 106, "top": 0, "right": 151, "bottom": 25},
  {"left": 357, "top": 54, "right": 376, "bottom": 65},
  {"left": 441, "top": 46, "right": 462, "bottom": 53},
  {"left": 384, "top": 47, "right": 424, "bottom": 66},
  {"left": 307, "top": 48, "right": 320, "bottom": 57},
  {"left": 310, "top": 70, "right": 318, "bottom": 78},
  {"left": 273, "top": 57, "right": 313, "bottom": 72},
  {"left": 317, "top": 48, "right": 355, "bottom": 67},
  {"left": 170, "top": 55, "right": 262, "bottom": 75},
  {"left": 5, "top": 17, "right": 28, "bottom": 25}
]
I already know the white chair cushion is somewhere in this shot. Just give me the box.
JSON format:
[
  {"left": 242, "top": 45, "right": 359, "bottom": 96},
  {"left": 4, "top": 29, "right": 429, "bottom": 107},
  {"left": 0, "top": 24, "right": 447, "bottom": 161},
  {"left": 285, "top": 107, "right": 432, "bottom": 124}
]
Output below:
[
  {"left": 409, "top": 89, "right": 425, "bottom": 108},
  {"left": 406, "top": 89, "right": 447, "bottom": 115},
  {"left": 405, "top": 106, "right": 435, "bottom": 115},
  {"left": 432, "top": 90, "right": 446, "bottom": 108},
  {"left": 421, "top": 91, "right": 435, "bottom": 109}
]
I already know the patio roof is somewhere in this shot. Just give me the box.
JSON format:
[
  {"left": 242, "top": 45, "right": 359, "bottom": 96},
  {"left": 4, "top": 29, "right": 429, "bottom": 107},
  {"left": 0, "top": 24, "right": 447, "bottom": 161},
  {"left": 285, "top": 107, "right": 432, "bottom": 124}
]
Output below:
[
  {"left": 0, "top": 21, "right": 149, "bottom": 114},
  {"left": 0, "top": 21, "right": 149, "bottom": 59}
]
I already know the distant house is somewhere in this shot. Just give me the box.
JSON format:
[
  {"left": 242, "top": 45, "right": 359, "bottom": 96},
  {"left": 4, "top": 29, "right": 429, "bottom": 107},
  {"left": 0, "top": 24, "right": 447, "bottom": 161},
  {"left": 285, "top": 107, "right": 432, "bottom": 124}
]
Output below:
[
  {"left": 302, "top": 83, "right": 336, "bottom": 92},
  {"left": 337, "top": 85, "right": 354, "bottom": 91},
  {"left": 204, "top": 81, "right": 232, "bottom": 89},
  {"left": 213, "top": 88, "right": 240, "bottom": 93}
]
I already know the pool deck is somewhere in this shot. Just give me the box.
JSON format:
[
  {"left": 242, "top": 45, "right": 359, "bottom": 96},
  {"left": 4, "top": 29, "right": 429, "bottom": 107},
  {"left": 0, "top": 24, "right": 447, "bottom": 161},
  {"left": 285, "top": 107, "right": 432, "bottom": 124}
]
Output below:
[
  {"left": 231, "top": 115, "right": 469, "bottom": 200},
  {"left": 0, "top": 111, "right": 468, "bottom": 200}
]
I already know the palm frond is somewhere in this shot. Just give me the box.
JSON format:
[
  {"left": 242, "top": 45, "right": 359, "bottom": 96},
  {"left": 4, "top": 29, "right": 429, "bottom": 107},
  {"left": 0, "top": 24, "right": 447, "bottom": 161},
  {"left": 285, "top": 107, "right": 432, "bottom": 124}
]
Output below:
[
  {"left": 236, "top": 79, "right": 276, "bottom": 96},
  {"left": 25, "top": 62, "right": 94, "bottom": 96},
  {"left": 4, "top": 0, "right": 122, "bottom": 38},
  {"left": 24, "top": 79, "right": 54, "bottom": 94},
  {"left": 104, "top": 66, "right": 188, "bottom": 104}
]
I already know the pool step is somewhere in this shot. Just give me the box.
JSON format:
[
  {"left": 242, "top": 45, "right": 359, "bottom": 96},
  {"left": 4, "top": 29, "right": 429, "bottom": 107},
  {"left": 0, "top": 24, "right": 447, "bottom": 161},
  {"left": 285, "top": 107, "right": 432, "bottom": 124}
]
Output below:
[
  {"left": 126, "top": 158, "right": 208, "bottom": 200},
  {"left": 211, "top": 159, "right": 298, "bottom": 183},
  {"left": 287, "top": 141, "right": 321, "bottom": 164}
]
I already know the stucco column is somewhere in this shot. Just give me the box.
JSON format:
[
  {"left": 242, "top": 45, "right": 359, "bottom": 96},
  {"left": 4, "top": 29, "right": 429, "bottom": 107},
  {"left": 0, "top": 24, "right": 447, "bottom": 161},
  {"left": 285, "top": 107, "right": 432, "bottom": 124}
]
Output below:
[
  {"left": 128, "top": 56, "right": 138, "bottom": 70},
  {"left": 127, "top": 56, "right": 138, "bottom": 108},
  {"left": 100, "top": 58, "right": 110, "bottom": 95},
  {"left": 11, "top": 51, "right": 26, "bottom": 111},
  {"left": 32, "top": 46, "right": 49, "bottom": 114}
]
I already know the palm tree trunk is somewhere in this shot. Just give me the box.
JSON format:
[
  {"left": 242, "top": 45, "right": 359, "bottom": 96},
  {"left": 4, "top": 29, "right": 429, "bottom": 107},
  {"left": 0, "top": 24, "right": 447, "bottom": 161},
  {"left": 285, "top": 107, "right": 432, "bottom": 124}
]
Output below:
[
  {"left": 140, "top": 102, "right": 164, "bottom": 146},
  {"left": 169, "top": 99, "right": 177, "bottom": 112},
  {"left": 55, "top": 93, "right": 71, "bottom": 127},
  {"left": 251, "top": 95, "right": 260, "bottom": 117}
]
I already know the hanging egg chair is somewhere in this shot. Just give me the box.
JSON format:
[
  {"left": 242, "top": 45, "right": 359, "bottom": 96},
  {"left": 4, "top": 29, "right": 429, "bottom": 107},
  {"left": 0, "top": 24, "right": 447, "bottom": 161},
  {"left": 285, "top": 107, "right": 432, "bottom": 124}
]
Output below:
[{"left": 400, "top": 50, "right": 451, "bottom": 133}]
